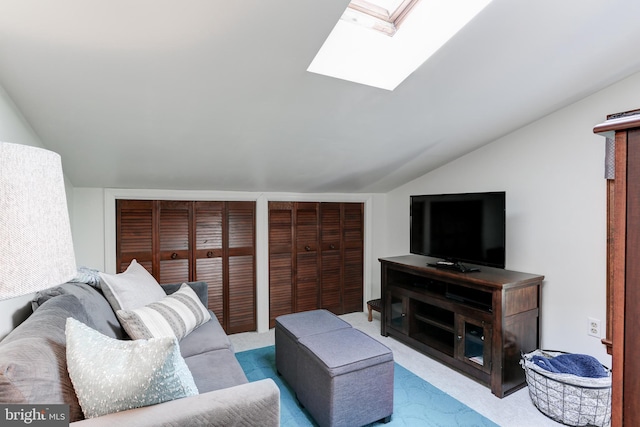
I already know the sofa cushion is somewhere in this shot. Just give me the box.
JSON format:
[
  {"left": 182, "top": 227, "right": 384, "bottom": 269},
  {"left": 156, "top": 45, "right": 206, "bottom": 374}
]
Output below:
[
  {"left": 183, "top": 349, "right": 248, "bottom": 393},
  {"left": 0, "top": 294, "right": 90, "bottom": 422},
  {"left": 99, "top": 259, "right": 166, "bottom": 311},
  {"left": 32, "top": 281, "right": 125, "bottom": 339},
  {"left": 66, "top": 318, "right": 198, "bottom": 419},
  {"left": 116, "top": 283, "right": 211, "bottom": 340},
  {"left": 178, "top": 313, "right": 233, "bottom": 358}
]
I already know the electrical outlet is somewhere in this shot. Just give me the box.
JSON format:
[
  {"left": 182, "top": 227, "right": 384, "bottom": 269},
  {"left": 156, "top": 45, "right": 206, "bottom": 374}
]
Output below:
[{"left": 588, "top": 317, "right": 601, "bottom": 338}]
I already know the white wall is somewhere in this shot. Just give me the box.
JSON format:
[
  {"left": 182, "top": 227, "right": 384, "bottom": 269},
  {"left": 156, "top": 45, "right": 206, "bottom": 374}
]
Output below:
[
  {"left": 71, "top": 187, "right": 386, "bottom": 333},
  {"left": 382, "top": 71, "right": 640, "bottom": 366}
]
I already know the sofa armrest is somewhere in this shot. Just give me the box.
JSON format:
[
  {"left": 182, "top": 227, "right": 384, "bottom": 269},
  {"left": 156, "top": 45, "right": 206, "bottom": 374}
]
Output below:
[
  {"left": 70, "top": 379, "right": 280, "bottom": 427},
  {"left": 161, "top": 281, "right": 209, "bottom": 307}
]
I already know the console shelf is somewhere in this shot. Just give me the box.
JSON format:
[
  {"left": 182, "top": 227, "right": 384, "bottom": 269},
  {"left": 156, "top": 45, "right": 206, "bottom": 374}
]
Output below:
[
  {"left": 414, "top": 313, "right": 454, "bottom": 332},
  {"left": 380, "top": 254, "right": 544, "bottom": 397}
]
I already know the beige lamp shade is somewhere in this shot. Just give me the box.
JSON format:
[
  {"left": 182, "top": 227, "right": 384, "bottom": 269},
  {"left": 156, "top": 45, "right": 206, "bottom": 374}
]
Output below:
[{"left": 0, "top": 142, "right": 77, "bottom": 300}]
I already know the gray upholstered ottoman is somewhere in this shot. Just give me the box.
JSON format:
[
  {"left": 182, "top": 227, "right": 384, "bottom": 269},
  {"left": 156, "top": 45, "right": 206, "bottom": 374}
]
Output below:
[
  {"left": 275, "top": 309, "right": 351, "bottom": 391},
  {"left": 297, "top": 328, "right": 394, "bottom": 427}
]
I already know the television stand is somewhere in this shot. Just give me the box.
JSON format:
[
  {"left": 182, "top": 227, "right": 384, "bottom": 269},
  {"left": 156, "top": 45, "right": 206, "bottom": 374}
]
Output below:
[
  {"left": 380, "top": 254, "right": 544, "bottom": 398},
  {"left": 427, "top": 260, "right": 479, "bottom": 273}
]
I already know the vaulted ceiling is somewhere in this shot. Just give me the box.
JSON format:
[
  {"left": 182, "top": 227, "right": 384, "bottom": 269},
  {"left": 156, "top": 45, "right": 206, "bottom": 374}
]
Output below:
[{"left": 1, "top": 0, "right": 639, "bottom": 193}]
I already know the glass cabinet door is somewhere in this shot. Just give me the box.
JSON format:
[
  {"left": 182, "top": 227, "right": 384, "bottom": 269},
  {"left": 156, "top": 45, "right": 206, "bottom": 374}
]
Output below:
[
  {"left": 457, "top": 315, "right": 492, "bottom": 374},
  {"left": 386, "top": 292, "right": 408, "bottom": 334}
]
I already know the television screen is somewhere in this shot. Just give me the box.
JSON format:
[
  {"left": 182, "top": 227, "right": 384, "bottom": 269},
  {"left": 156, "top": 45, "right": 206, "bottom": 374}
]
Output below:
[{"left": 410, "top": 192, "right": 505, "bottom": 268}]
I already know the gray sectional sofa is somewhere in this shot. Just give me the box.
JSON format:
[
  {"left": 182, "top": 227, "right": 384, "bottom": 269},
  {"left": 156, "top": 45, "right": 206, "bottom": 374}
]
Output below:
[{"left": 0, "top": 281, "right": 280, "bottom": 426}]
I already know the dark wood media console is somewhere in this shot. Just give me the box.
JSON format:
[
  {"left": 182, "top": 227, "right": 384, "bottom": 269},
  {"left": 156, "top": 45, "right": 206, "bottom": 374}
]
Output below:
[{"left": 380, "top": 254, "right": 544, "bottom": 397}]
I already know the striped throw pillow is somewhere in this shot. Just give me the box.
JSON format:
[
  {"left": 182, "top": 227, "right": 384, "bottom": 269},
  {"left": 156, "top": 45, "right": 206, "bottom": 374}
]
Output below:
[{"left": 116, "top": 283, "right": 211, "bottom": 340}]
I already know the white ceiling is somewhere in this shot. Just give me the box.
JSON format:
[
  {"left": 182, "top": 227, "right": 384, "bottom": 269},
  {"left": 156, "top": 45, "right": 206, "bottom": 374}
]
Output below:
[{"left": 1, "top": 0, "right": 640, "bottom": 193}]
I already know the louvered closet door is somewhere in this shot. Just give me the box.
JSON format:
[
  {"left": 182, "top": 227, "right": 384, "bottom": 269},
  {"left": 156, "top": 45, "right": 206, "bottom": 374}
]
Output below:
[
  {"left": 268, "top": 202, "right": 294, "bottom": 328},
  {"left": 194, "top": 201, "right": 224, "bottom": 322},
  {"left": 158, "top": 201, "right": 191, "bottom": 284},
  {"left": 320, "top": 203, "right": 342, "bottom": 314},
  {"left": 116, "top": 200, "right": 154, "bottom": 273},
  {"left": 116, "top": 199, "right": 256, "bottom": 334},
  {"left": 268, "top": 201, "right": 365, "bottom": 322},
  {"left": 226, "top": 201, "right": 256, "bottom": 333},
  {"left": 343, "top": 203, "right": 364, "bottom": 313},
  {"left": 295, "top": 203, "right": 320, "bottom": 312}
]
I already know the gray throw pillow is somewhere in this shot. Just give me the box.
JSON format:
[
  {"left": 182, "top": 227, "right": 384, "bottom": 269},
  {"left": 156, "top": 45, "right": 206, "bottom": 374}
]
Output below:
[
  {"left": 32, "top": 282, "right": 125, "bottom": 339},
  {"left": 99, "top": 259, "right": 166, "bottom": 311}
]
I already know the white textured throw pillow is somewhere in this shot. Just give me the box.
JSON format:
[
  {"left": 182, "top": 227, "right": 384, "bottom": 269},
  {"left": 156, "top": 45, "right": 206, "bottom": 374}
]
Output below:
[
  {"left": 99, "top": 259, "right": 166, "bottom": 311},
  {"left": 65, "top": 317, "right": 198, "bottom": 419},
  {"left": 117, "top": 283, "right": 211, "bottom": 340}
]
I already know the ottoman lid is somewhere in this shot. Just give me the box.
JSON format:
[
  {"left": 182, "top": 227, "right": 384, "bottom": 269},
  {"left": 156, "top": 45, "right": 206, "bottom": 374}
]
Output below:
[
  {"left": 275, "top": 309, "right": 351, "bottom": 339},
  {"left": 299, "top": 328, "right": 393, "bottom": 377}
]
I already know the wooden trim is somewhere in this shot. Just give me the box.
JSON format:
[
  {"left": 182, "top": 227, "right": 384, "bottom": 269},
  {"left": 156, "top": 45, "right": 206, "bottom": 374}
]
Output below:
[
  {"left": 189, "top": 202, "right": 196, "bottom": 282},
  {"left": 152, "top": 200, "right": 160, "bottom": 277},
  {"left": 603, "top": 179, "right": 614, "bottom": 354},
  {"left": 222, "top": 202, "right": 229, "bottom": 331},
  {"left": 594, "top": 114, "right": 640, "bottom": 136},
  {"left": 611, "top": 130, "right": 627, "bottom": 427}
]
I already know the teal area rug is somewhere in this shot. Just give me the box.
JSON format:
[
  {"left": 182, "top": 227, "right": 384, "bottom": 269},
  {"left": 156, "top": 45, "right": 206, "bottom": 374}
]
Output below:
[{"left": 236, "top": 345, "right": 499, "bottom": 427}]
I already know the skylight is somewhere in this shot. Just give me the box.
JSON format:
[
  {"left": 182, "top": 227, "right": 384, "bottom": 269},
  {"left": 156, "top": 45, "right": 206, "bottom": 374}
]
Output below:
[
  {"left": 308, "top": 0, "right": 492, "bottom": 91},
  {"left": 342, "top": 0, "right": 421, "bottom": 37}
]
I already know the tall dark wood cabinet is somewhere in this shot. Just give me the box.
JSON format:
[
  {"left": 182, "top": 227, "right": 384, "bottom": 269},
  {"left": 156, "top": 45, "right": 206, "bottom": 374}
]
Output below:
[
  {"left": 594, "top": 111, "right": 640, "bottom": 427},
  {"left": 268, "top": 201, "right": 364, "bottom": 327},
  {"left": 116, "top": 199, "right": 256, "bottom": 334}
]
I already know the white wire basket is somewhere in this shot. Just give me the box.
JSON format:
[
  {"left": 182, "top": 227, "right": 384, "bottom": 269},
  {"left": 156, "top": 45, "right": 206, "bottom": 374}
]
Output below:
[{"left": 521, "top": 350, "right": 611, "bottom": 427}]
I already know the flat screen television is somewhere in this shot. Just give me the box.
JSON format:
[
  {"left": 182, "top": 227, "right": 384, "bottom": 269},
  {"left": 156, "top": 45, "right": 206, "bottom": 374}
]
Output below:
[{"left": 410, "top": 191, "right": 506, "bottom": 269}]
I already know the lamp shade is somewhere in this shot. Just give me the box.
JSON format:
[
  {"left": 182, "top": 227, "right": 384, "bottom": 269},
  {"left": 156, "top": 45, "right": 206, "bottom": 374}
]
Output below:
[{"left": 0, "top": 142, "right": 76, "bottom": 300}]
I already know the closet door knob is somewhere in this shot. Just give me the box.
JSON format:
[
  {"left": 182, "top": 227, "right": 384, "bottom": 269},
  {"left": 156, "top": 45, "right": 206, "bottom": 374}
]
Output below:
[
  {"left": 305, "top": 245, "right": 311, "bottom": 251},
  {"left": 171, "top": 252, "right": 178, "bottom": 259},
  {"left": 207, "top": 251, "right": 213, "bottom": 258},
  {"left": 330, "top": 244, "right": 336, "bottom": 250}
]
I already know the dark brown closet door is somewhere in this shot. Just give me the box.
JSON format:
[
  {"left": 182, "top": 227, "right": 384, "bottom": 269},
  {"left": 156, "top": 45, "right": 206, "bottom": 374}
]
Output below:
[
  {"left": 226, "top": 201, "right": 256, "bottom": 333},
  {"left": 194, "top": 201, "right": 224, "bottom": 321},
  {"left": 116, "top": 200, "right": 154, "bottom": 273},
  {"left": 342, "top": 203, "right": 364, "bottom": 313},
  {"left": 320, "top": 203, "right": 342, "bottom": 313},
  {"left": 295, "top": 203, "right": 320, "bottom": 313},
  {"left": 158, "top": 201, "right": 191, "bottom": 284},
  {"left": 116, "top": 199, "right": 256, "bottom": 334},
  {"left": 268, "top": 201, "right": 364, "bottom": 323},
  {"left": 268, "top": 202, "right": 295, "bottom": 328}
]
